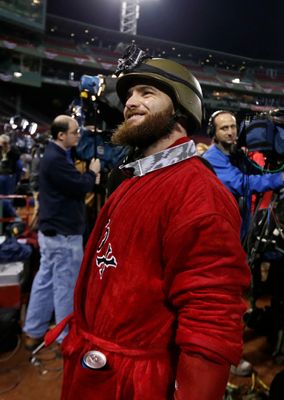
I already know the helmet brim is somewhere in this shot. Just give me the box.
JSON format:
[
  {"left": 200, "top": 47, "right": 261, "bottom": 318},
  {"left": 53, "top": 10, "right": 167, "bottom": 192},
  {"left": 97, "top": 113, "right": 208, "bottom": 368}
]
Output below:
[{"left": 117, "top": 72, "right": 177, "bottom": 106}]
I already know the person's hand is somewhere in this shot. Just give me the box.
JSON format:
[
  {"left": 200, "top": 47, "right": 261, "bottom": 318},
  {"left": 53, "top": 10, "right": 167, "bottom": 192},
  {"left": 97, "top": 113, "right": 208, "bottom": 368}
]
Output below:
[
  {"left": 89, "top": 158, "right": 100, "bottom": 174},
  {"left": 89, "top": 158, "right": 101, "bottom": 184},
  {"left": 174, "top": 352, "right": 230, "bottom": 400}
]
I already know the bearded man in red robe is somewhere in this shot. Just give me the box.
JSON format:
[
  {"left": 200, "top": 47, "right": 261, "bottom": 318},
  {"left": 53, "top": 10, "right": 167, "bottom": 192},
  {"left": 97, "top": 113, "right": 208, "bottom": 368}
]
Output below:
[{"left": 45, "top": 46, "right": 251, "bottom": 400}]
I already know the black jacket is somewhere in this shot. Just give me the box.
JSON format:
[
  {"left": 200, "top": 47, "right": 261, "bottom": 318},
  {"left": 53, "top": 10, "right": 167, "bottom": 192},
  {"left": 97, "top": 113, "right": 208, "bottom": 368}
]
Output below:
[{"left": 39, "top": 141, "right": 96, "bottom": 235}]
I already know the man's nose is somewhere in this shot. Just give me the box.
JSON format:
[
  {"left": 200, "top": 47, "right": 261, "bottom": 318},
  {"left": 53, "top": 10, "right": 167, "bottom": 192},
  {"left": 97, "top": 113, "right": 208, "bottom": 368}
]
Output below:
[{"left": 125, "top": 92, "right": 141, "bottom": 108}]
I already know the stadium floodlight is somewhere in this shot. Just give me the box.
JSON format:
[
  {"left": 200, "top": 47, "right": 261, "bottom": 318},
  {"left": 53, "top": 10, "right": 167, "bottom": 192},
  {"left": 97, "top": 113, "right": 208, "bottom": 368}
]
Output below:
[
  {"left": 120, "top": 0, "right": 140, "bottom": 35},
  {"left": 119, "top": 0, "right": 159, "bottom": 35}
]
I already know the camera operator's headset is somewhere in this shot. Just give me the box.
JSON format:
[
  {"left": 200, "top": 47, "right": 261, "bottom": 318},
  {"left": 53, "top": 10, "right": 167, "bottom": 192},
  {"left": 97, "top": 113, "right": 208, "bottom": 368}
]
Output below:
[{"left": 207, "top": 110, "right": 236, "bottom": 138}]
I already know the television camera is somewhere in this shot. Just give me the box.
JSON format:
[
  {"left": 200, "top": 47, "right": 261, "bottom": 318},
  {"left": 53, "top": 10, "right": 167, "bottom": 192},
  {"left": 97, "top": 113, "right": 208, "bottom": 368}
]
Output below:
[
  {"left": 238, "top": 109, "right": 284, "bottom": 163},
  {"left": 3, "top": 115, "right": 38, "bottom": 154},
  {"left": 237, "top": 109, "right": 284, "bottom": 257},
  {"left": 69, "top": 73, "right": 127, "bottom": 175},
  {"left": 2, "top": 115, "right": 50, "bottom": 194},
  {"left": 238, "top": 110, "right": 284, "bottom": 363}
]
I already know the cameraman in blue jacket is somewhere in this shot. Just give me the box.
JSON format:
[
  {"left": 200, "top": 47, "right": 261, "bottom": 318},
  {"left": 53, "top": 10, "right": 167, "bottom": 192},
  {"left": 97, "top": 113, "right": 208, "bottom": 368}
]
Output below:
[{"left": 203, "top": 110, "right": 284, "bottom": 240}]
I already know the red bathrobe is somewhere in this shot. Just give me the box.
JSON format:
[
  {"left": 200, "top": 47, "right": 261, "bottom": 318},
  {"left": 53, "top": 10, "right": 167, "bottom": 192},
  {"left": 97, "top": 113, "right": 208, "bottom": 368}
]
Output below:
[{"left": 59, "top": 145, "right": 250, "bottom": 399}]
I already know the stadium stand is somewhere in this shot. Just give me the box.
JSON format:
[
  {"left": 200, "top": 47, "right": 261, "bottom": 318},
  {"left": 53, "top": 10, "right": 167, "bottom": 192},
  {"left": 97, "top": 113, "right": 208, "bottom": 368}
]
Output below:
[{"left": 1, "top": 5, "right": 284, "bottom": 128}]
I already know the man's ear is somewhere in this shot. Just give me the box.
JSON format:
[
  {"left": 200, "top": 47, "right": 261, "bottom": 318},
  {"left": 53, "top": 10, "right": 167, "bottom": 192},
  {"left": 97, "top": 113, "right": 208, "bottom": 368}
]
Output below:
[
  {"left": 57, "top": 131, "right": 65, "bottom": 141},
  {"left": 175, "top": 120, "right": 187, "bottom": 134}
]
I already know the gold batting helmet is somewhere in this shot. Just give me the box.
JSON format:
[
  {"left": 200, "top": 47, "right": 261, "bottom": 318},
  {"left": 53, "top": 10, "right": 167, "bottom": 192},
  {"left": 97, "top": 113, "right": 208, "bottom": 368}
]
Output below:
[{"left": 116, "top": 45, "right": 203, "bottom": 133}]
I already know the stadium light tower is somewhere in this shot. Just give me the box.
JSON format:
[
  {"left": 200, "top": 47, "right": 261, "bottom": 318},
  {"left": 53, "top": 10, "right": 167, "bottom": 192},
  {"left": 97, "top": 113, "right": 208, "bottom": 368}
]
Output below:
[{"left": 120, "top": 0, "right": 140, "bottom": 35}]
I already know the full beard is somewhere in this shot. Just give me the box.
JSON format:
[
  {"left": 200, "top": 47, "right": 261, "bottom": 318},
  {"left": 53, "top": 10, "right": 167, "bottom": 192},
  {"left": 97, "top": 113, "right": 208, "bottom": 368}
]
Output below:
[{"left": 111, "top": 106, "right": 176, "bottom": 150}]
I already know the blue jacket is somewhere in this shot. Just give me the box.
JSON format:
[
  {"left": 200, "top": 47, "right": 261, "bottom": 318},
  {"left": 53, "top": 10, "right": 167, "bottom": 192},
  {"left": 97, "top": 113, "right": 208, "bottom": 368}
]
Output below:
[
  {"left": 39, "top": 142, "right": 97, "bottom": 235},
  {"left": 203, "top": 144, "right": 283, "bottom": 238}
]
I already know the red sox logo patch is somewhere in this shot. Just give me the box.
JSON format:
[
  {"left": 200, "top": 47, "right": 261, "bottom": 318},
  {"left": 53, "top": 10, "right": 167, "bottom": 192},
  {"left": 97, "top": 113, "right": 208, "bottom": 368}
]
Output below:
[{"left": 96, "top": 220, "right": 117, "bottom": 279}]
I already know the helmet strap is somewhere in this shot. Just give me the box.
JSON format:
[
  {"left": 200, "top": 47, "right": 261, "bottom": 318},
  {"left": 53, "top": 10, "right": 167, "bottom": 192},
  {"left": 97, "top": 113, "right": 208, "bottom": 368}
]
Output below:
[{"left": 173, "top": 109, "right": 189, "bottom": 132}]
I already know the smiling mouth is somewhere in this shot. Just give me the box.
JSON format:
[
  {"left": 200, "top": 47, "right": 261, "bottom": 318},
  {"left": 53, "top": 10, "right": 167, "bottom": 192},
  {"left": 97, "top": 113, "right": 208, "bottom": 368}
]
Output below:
[{"left": 127, "top": 114, "right": 145, "bottom": 122}]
